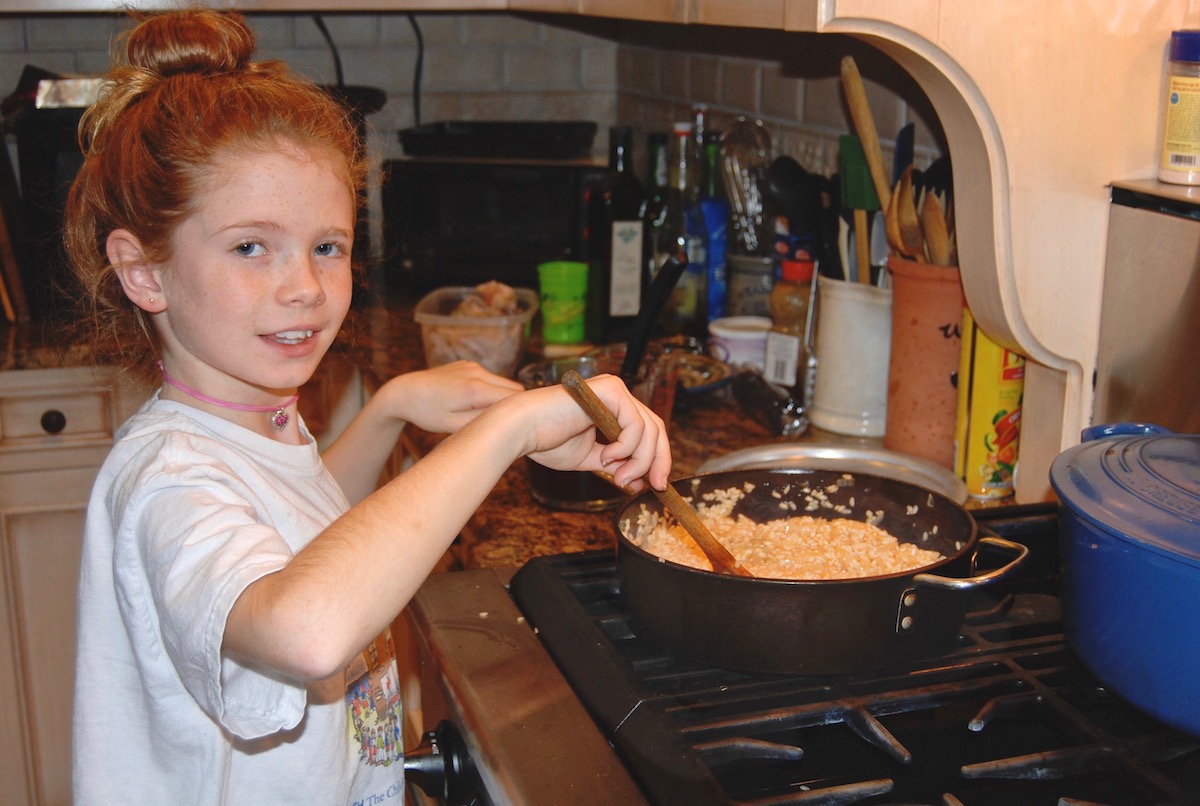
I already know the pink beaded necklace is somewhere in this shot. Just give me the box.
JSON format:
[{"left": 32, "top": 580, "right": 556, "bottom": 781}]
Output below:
[{"left": 157, "top": 362, "right": 299, "bottom": 432}]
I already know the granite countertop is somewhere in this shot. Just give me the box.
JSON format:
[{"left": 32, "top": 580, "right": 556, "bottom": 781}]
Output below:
[{"left": 349, "top": 303, "right": 800, "bottom": 569}]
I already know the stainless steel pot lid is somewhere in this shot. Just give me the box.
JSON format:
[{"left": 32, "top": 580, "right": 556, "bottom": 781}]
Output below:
[
  {"left": 697, "top": 443, "right": 968, "bottom": 503},
  {"left": 1049, "top": 423, "right": 1200, "bottom": 561}
]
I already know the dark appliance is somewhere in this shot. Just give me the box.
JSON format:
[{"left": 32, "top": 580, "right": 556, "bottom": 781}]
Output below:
[
  {"left": 399, "top": 120, "right": 597, "bottom": 160},
  {"left": 10, "top": 104, "right": 86, "bottom": 316},
  {"left": 381, "top": 156, "right": 604, "bottom": 293},
  {"left": 404, "top": 504, "right": 1200, "bottom": 805}
]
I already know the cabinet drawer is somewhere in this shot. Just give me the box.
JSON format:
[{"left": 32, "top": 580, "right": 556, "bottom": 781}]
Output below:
[
  {"left": 0, "top": 366, "right": 144, "bottom": 448},
  {"left": 0, "top": 387, "right": 115, "bottom": 442}
]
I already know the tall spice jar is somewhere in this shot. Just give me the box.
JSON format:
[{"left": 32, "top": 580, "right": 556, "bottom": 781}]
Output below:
[
  {"left": 763, "top": 257, "right": 815, "bottom": 405},
  {"left": 1159, "top": 30, "right": 1200, "bottom": 185}
]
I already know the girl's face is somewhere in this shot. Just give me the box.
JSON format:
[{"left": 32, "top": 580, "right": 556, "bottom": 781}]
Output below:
[{"left": 151, "top": 143, "right": 355, "bottom": 402}]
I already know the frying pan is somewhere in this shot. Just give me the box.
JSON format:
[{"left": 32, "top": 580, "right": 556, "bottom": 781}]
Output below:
[{"left": 614, "top": 469, "right": 1027, "bottom": 674}]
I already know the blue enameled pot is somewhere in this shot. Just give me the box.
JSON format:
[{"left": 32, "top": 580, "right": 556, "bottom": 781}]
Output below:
[{"left": 1049, "top": 423, "right": 1200, "bottom": 737}]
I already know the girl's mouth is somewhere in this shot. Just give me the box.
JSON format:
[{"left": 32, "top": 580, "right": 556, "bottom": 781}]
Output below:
[{"left": 271, "top": 329, "right": 314, "bottom": 345}]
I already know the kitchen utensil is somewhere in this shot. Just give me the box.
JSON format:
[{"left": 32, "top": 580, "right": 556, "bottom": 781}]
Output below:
[
  {"left": 614, "top": 468, "right": 1027, "bottom": 674},
  {"left": 621, "top": 252, "right": 686, "bottom": 382},
  {"left": 719, "top": 117, "right": 771, "bottom": 254},
  {"left": 922, "top": 191, "right": 953, "bottom": 266},
  {"left": 893, "top": 122, "right": 915, "bottom": 186},
  {"left": 1050, "top": 423, "right": 1200, "bottom": 738},
  {"left": 840, "top": 56, "right": 892, "bottom": 213},
  {"left": 698, "top": 443, "right": 968, "bottom": 503},
  {"left": 560, "top": 370, "right": 751, "bottom": 578},
  {"left": 897, "top": 165, "right": 926, "bottom": 262},
  {"left": 870, "top": 210, "right": 890, "bottom": 286},
  {"left": 884, "top": 180, "right": 907, "bottom": 258},
  {"left": 837, "top": 217, "right": 851, "bottom": 280},
  {"left": 838, "top": 134, "right": 879, "bottom": 284}
]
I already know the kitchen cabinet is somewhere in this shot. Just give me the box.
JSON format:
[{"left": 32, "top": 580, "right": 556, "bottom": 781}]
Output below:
[
  {"left": 0, "top": 357, "right": 362, "bottom": 806},
  {"left": 0, "top": 366, "right": 143, "bottom": 806}
]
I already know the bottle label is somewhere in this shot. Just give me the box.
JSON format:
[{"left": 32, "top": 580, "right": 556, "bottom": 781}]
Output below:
[
  {"left": 953, "top": 309, "right": 1025, "bottom": 499},
  {"left": 764, "top": 331, "right": 802, "bottom": 387},
  {"left": 609, "top": 220, "right": 644, "bottom": 316},
  {"left": 1160, "top": 74, "right": 1200, "bottom": 179}
]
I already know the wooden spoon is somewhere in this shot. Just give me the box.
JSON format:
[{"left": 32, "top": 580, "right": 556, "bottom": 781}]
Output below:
[
  {"left": 884, "top": 179, "right": 909, "bottom": 258},
  {"left": 921, "top": 191, "right": 952, "bottom": 266},
  {"left": 897, "top": 166, "right": 926, "bottom": 262},
  {"left": 560, "top": 370, "right": 752, "bottom": 578},
  {"left": 840, "top": 56, "right": 891, "bottom": 212}
]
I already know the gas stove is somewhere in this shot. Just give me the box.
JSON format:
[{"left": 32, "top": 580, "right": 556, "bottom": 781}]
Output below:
[{"left": 404, "top": 503, "right": 1200, "bottom": 805}]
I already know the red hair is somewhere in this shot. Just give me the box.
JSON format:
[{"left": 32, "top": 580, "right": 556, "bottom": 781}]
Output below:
[{"left": 64, "top": 9, "right": 367, "bottom": 364}]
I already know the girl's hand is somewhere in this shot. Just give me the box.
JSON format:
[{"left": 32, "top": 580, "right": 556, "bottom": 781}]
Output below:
[
  {"left": 383, "top": 361, "right": 523, "bottom": 434},
  {"left": 521, "top": 374, "right": 671, "bottom": 492}
]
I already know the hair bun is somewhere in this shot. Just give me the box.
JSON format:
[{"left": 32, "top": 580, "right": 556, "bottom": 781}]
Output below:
[{"left": 124, "top": 9, "right": 257, "bottom": 78}]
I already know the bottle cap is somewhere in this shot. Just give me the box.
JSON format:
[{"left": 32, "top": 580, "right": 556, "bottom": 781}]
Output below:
[
  {"left": 781, "top": 259, "right": 815, "bottom": 283},
  {"left": 1170, "top": 30, "right": 1200, "bottom": 63}
]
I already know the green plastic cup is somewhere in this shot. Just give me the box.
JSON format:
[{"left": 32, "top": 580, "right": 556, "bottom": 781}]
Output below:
[{"left": 538, "top": 260, "right": 588, "bottom": 344}]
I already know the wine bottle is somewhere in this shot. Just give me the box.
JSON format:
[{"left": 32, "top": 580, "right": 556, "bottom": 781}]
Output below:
[
  {"left": 585, "top": 127, "right": 649, "bottom": 344},
  {"left": 652, "top": 122, "right": 708, "bottom": 338},
  {"left": 700, "top": 131, "right": 730, "bottom": 322}
]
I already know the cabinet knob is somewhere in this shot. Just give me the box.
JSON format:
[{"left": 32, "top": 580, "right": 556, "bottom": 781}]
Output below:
[{"left": 40, "top": 409, "right": 67, "bottom": 434}]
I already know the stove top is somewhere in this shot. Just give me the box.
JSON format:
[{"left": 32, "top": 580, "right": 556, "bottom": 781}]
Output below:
[{"left": 508, "top": 504, "right": 1200, "bottom": 805}]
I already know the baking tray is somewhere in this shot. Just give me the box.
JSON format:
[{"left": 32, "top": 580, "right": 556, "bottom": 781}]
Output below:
[
  {"left": 398, "top": 120, "right": 597, "bottom": 159},
  {"left": 698, "top": 443, "right": 969, "bottom": 503}
]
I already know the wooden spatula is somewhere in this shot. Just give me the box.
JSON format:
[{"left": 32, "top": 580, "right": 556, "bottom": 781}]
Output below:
[{"left": 560, "top": 370, "right": 752, "bottom": 577}]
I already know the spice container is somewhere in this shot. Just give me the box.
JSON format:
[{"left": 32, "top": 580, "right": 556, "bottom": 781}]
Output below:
[
  {"left": 763, "top": 258, "right": 815, "bottom": 404},
  {"left": 953, "top": 307, "right": 1026, "bottom": 498},
  {"left": 1159, "top": 30, "right": 1200, "bottom": 185},
  {"left": 726, "top": 254, "right": 773, "bottom": 316}
]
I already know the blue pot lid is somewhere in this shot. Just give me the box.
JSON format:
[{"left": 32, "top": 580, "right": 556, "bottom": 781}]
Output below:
[{"left": 1049, "top": 423, "right": 1200, "bottom": 562}]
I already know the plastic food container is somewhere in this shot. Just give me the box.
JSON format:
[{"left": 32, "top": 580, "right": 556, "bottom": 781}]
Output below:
[{"left": 414, "top": 286, "right": 538, "bottom": 377}]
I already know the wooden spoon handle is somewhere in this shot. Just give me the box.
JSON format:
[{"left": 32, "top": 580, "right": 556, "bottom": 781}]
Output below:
[
  {"left": 840, "top": 56, "right": 892, "bottom": 213},
  {"left": 560, "top": 370, "right": 752, "bottom": 577}
]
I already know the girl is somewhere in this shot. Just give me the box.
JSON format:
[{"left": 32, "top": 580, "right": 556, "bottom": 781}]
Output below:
[{"left": 65, "top": 9, "right": 670, "bottom": 805}]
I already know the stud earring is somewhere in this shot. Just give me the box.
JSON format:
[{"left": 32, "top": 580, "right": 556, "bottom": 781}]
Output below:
[{"left": 148, "top": 297, "right": 156, "bottom": 304}]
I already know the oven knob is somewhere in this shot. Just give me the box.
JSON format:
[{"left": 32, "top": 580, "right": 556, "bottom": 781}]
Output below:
[{"left": 404, "top": 720, "right": 482, "bottom": 805}]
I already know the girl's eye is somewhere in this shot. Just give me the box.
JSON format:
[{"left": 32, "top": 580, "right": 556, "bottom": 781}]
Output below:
[
  {"left": 235, "top": 242, "right": 265, "bottom": 257},
  {"left": 315, "top": 242, "right": 345, "bottom": 258}
]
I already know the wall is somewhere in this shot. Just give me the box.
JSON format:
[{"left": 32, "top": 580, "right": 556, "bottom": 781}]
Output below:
[{"left": 0, "top": 10, "right": 939, "bottom": 261}]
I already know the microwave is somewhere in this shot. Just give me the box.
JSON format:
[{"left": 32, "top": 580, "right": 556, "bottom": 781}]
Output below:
[{"left": 380, "top": 157, "right": 606, "bottom": 293}]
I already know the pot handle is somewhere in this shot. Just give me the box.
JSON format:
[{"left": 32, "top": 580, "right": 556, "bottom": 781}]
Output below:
[{"left": 911, "top": 536, "right": 1028, "bottom": 591}]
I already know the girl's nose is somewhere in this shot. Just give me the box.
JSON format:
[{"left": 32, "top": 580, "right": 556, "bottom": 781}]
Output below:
[{"left": 280, "top": 255, "right": 326, "bottom": 306}]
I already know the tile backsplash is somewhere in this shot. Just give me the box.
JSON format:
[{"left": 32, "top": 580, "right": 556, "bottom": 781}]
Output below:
[{"left": 1, "top": 10, "right": 941, "bottom": 262}]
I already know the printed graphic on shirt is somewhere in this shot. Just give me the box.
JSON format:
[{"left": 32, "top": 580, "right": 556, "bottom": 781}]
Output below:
[{"left": 345, "top": 630, "right": 403, "bottom": 768}]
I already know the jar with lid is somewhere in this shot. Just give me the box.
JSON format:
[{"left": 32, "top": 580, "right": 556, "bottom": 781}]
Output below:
[
  {"left": 1159, "top": 30, "right": 1200, "bottom": 185},
  {"left": 763, "top": 258, "right": 815, "bottom": 403}
]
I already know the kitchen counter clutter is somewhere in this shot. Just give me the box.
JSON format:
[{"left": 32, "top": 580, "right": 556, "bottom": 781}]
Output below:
[{"left": 4, "top": 297, "right": 994, "bottom": 573}]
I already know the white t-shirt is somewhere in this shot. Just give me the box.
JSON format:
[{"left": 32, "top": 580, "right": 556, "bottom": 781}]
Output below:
[{"left": 72, "top": 395, "right": 406, "bottom": 805}]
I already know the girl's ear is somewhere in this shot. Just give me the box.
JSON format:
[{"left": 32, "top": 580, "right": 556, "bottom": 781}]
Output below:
[{"left": 107, "top": 229, "right": 165, "bottom": 313}]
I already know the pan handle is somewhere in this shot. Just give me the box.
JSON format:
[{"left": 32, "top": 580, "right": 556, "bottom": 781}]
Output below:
[{"left": 911, "top": 536, "right": 1028, "bottom": 591}]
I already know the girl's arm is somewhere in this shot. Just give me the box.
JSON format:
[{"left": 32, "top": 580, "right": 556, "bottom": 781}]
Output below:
[
  {"left": 223, "top": 374, "right": 670, "bottom": 682},
  {"left": 320, "top": 361, "right": 523, "bottom": 503}
]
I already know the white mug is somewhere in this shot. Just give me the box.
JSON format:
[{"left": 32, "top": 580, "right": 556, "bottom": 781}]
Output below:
[
  {"left": 708, "top": 316, "right": 772, "bottom": 372},
  {"left": 810, "top": 277, "right": 892, "bottom": 437}
]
